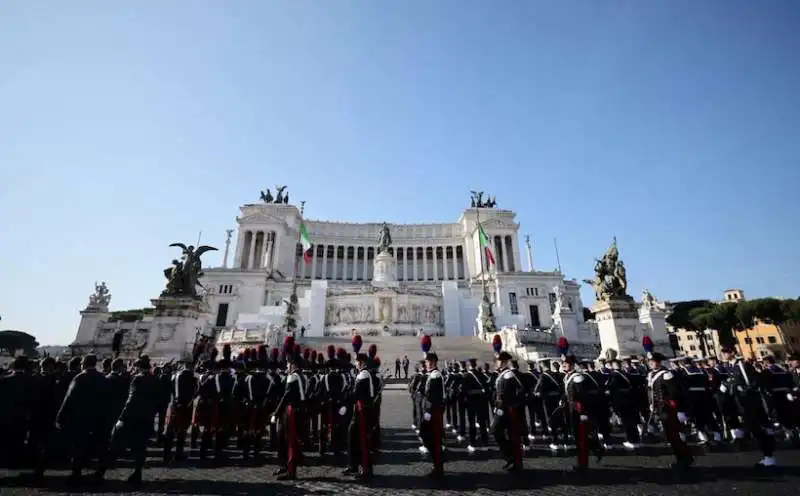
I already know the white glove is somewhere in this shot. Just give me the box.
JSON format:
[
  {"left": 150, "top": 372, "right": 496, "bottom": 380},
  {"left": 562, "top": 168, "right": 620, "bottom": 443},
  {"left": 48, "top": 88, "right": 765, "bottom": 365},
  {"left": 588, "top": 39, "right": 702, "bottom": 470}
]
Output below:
[
  {"left": 494, "top": 408, "right": 504, "bottom": 417},
  {"left": 579, "top": 415, "right": 588, "bottom": 422},
  {"left": 534, "top": 392, "right": 541, "bottom": 397},
  {"left": 114, "top": 420, "right": 124, "bottom": 430},
  {"left": 736, "top": 385, "right": 744, "bottom": 393},
  {"left": 787, "top": 393, "right": 794, "bottom": 402},
  {"left": 338, "top": 406, "right": 347, "bottom": 416},
  {"left": 677, "top": 412, "right": 689, "bottom": 423},
  {"left": 270, "top": 415, "right": 277, "bottom": 425},
  {"left": 719, "top": 385, "right": 727, "bottom": 393},
  {"left": 423, "top": 412, "right": 431, "bottom": 421}
]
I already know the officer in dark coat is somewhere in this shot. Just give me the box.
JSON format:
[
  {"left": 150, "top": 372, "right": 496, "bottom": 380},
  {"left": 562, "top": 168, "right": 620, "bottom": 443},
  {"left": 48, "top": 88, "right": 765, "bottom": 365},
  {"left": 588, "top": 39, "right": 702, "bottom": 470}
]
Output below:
[
  {"left": 96, "top": 355, "right": 159, "bottom": 485},
  {"left": 318, "top": 346, "right": 345, "bottom": 457},
  {"left": 606, "top": 359, "right": 641, "bottom": 449},
  {"left": 31, "top": 356, "right": 60, "bottom": 476},
  {"left": 0, "top": 356, "right": 35, "bottom": 469},
  {"left": 54, "top": 354, "right": 110, "bottom": 484}
]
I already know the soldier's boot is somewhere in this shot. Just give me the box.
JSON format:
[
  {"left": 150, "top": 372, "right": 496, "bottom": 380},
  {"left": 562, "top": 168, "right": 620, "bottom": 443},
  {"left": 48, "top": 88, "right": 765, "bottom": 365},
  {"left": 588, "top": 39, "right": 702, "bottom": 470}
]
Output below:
[
  {"left": 199, "top": 431, "right": 212, "bottom": 460},
  {"left": 173, "top": 434, "right": 187, "bottom": 463},
  {"left": 253, "top": 434, "right": 263, "bottom": 459},
  {"left": 163, "top": 435, "right": 173, "bottom": 463},
  {"left": 190, "top": 427, "right": 199, "bottom": 449},
  {"left": 242, "top": 435, "right": 251, "bottom": 460}
]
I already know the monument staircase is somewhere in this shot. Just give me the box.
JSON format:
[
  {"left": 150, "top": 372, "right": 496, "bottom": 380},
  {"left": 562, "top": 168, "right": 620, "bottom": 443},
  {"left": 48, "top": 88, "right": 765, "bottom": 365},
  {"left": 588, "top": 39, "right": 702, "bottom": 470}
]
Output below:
[{"left": 295, "top": 335, "right": 499, "bottom": 381}]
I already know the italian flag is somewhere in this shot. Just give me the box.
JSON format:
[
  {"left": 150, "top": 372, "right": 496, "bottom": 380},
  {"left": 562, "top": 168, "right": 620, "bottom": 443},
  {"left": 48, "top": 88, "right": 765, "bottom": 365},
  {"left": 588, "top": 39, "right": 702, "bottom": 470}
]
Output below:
[
  {"left": 299, "top": 221, "right": 313, "bottom": 264},
  {"left": 478, "top": 223, "right": 496, "bottom": 266}
]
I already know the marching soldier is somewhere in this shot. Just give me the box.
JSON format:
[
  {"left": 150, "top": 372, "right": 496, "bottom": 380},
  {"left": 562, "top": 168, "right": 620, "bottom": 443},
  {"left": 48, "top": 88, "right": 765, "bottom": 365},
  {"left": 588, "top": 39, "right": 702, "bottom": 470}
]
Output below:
[
  {"left": 214, "top": 355, "right": 236, "bottom": 462},
  {"left": 163, "top": 359, "right": 197, "bottom": 464},
  {"left": 419, "top": 352, "right": 446, "bottom": 477},
  {"left": 563, "top": 355, "right": 605, "bottom": 473},
  {"left": 0, "top": 356, "right": 35, "bottom": 469},
  {"left": 761, "top": 355, "right": 796, "bottom": 435},
  {"left": 647, "top": 353, "right": 693, "bottom": 470},
  {"left": 534, "top": 360, "right": 565, "bottom": 450},
  {"left": 272, "top": 347, "right": 307, "bottom": 481},
  {"left": 344, "top": 353, "right": 378, "bottom": 478},
  {"left": 678, "top": 357, "right": 721, "bottom": 443},
  {"left": 463, "top": 357, "right": 489, "bottom": 452},
  {"left": 493, "top": 351, "right": 525, "bottom": 472},
  {"left": 606, "top": 359, "right": 641, "bottom": 449},
  {"left": 243, "top": 347, "right": 270, "bottom": 459},
  {"left": 192, "top": 360, "right": 217, "bottom": 460},
  {"left": 318, "top": 346, "right": 346, "bottom": 457},
  {"left": 719, "top": 347, "right": 777, "bottom": 467}
]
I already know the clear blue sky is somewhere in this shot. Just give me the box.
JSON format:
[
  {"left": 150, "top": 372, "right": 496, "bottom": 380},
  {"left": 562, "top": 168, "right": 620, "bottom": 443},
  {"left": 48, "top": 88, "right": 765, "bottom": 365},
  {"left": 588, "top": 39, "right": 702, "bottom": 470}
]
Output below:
[{"left": 1, "top": 1, "right": 798, "bottom": 345}]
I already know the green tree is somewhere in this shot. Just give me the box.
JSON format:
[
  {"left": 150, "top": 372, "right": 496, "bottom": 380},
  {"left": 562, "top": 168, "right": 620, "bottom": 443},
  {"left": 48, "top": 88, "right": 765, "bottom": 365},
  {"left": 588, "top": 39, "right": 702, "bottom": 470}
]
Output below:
[
  {"left": 750, "top": 297, "right": 792, "bottom": 352},
  {"left": 0, "top": 330, "right": 40, "bottom": 357}
]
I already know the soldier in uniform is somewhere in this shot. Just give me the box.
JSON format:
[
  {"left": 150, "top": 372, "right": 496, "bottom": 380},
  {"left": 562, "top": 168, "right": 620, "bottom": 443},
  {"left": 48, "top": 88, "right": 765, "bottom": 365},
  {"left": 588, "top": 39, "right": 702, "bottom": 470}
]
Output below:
[
  {"left": 54, "top": 354, "right": 110, "bottom": 484},
  {"left": 492, "top": 351, "right": 525, "bottom": 472},
  {"left": 534, "top": 359, "right": 566, "bottom": 450},
  {"left": 243, "top": 346, "right": 270, "bottom": 460},
  {"left": 563, "top": 355, "right": 605, "bottom": 472},
  {"left": 419, "top": 351, "right": 446, "bottom": 477},
  {"left": 761, "top": 355, "right": 796, "bottom": 435},
  {"left": 606, "top": 359, "right": 641, "bottom": 449},
  {"left": 719, "top": 347, "right": 777, "bottom": 467},
  {"left": 318, "top": 345, "right": 346, "bottom": 457},
  {"left": 213, "top": 352, "right": 237, "bottom": 462},
  {"left": 95, "top": 355, "right": 159, "bottom": 485},
  {"left": 163, "top": 359, "right": 197, "bottom": 464},
  {"left": 678, "top": 357, "right": 721, "bottom": 443},
  {"left": 462, "top": 357, "right": 489, "bottom": 452},
  {"left": 647, "top": 353, "right": 693, "bottom": 470},
  {"left": 192, "top": 360, "right": 218, "bottom": 460},
  {"left": 409, "top": 361, "right": 426, "bottom": 432},
  {"left": 272, "top": 346, "right": 307, "bottom": 481},
  {"left": 344, "top": 353, "right": 378, "bottom": 478}
]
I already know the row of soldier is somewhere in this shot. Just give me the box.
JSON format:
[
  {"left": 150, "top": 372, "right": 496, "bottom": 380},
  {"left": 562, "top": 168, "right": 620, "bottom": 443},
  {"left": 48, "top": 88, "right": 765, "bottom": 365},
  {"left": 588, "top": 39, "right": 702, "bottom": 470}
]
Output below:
[
  {"left": 0, "top": 337, "right": 385, "bottom": 485},
  {"left": 408, "top": 348, "right": 800, "bottom": 474}
]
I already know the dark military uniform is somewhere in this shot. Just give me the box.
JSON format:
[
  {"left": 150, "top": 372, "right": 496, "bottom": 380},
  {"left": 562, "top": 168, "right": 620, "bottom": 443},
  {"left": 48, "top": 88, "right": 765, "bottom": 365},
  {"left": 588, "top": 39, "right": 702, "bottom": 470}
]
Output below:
[
  {"left": 164, "top": 364, "right": 198, "bottom": 462},
  {"left": 648, "top": 357, "right": 693, "bottom": 469},
  {"left": 463, "top": 359, "right": 490, "bottom": 449},
  {"left": 345, "top": 354, "right": 379, "bottom": 478},
  {"left": 54, "top": 356, "right": 110, "bottom": 482},
  {"left": 493, "top": 355, "right": 525, "bottom": 472},
  {"left": 274, "top": 355, "right": 307, "bottom": 480},
  {"left": 420, "top": 353, "right": 446, "bottom": 476}
]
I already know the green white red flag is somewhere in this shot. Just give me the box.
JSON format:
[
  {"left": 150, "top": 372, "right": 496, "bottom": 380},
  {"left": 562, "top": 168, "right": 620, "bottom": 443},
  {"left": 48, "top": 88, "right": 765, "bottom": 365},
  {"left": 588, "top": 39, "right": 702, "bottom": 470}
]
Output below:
[
  {"left": 478, "top": 223, "right": 495, "bottom": 266},
  {"left": 299, "top": 221, "right": 313, "bottom": 264}
]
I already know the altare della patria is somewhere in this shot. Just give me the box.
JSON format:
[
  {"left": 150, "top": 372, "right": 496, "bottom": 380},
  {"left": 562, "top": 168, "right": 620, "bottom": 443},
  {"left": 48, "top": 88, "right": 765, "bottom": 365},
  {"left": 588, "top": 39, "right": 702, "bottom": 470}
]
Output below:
[{"left": 69, "top": 188, "right": 672, "bottom": 362}]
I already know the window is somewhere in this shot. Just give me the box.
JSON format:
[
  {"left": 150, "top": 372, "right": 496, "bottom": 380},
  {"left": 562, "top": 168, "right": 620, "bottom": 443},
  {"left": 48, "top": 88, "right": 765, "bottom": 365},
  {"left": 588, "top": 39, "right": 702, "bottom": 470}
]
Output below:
[
  {"left": 689, "top": 345, "right": 696, "bottom": 351},
  {"left": 215, "top": 303, "right": 229, "bottom": 327},
  {"left": 509, "top": 292, "right": 519, "bottom": 315},
  {"left": 744, "top": 337, "right": 752, "bottom": 344},
  {"left": 217, "top": 284, "right": 233, "bottom": 295},
  {"left": 548, "top": 293, "right": 557, "bottom": 313},
  {"left": 756, "top": 337, "right": 765, "bottom": 344},
  {"left": 687, "top": 335, "right": 694, "bottom": 341},
  {"left": 768, "top": 336, "right": 777, "bottom": 344},
  {"left": 529, "top": 305, "right": 541, "bottom": 327}
]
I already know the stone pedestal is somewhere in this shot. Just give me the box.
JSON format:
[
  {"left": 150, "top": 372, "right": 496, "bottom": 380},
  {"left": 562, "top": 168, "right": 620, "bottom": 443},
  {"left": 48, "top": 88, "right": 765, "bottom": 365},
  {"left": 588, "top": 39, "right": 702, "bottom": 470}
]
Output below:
[
  {"left": 144, "top": 297, "right": 207, "bottom": 361},
  {"left": 73, "top": 307, "right": 109, "bottom": 346},
  {"left": 441, "top": 281, "right": 462, "bottom": 337},
  {"left": 307, "top": 281, "right": 328, "bottom": 337},
  {"left": 639, "top": 304, "right": 673, "bottom": 356},
  {"left": 553, "top": 306, "right": 580, "bottom": 343},
  {"left": 372, "top": 251, "right": 398, "bottom": 288},
  {"left": 593, "top": 296, "right": 643, "bottom": 358}
]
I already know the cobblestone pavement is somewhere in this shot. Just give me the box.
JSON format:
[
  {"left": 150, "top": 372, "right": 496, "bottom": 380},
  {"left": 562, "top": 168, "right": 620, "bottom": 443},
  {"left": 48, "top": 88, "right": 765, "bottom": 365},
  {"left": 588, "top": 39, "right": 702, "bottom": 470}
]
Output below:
[{"left": 2, "top": 390, "right": 799, "bottom": 495}]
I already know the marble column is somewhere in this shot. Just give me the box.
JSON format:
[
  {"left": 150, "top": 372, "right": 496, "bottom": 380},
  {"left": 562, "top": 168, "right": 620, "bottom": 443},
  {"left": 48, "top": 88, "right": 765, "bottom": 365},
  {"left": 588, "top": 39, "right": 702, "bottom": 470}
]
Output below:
[{"left": 248, "top": 231, "right": 258, "bottom": 269}]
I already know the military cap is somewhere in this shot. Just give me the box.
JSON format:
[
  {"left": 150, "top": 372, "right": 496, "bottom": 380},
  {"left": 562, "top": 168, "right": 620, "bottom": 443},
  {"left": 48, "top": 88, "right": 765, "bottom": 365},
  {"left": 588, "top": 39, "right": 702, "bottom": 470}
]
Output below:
[
  {"left": 649, "top": 352, "right": 666, "bottom": 362},
  {"left": 468, "top": 358, "right": 478, "bottom": 367},
  {"left": 495, "top": 351, "right": 512, "bottom": 361},
  {"left": 425, "top": 352, "right": 439, "bottom": 362},
  {"left": 788, "top": 352, "right": 800, "bottom": 361},
  {"left": 720, "top": 345, "right": 736, "bottom": 354},
  {"left": 12, "top": 355, "right": 29, "bottom": 370},
  {"left": 134, "top": 355, "right": 151, "bottom": 369},
  {"left": 82, "top": 354, "right": 98, "bottom": 368},
  {"left": 355, "top": 353, "right": 369, "bottom": 363}
]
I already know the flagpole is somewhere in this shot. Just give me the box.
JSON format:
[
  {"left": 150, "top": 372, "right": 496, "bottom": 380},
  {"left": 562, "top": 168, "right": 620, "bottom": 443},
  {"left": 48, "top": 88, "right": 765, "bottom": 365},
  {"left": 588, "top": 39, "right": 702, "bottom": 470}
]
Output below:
[
  {"left": 288, "top": 201, "right": 306, "bottom": 336},
  {"left": 553, "top": 238, "right": 562, "bottom": 273},
  {"left": 476, "top": 207, "right": 487, "bottom": 301}
]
